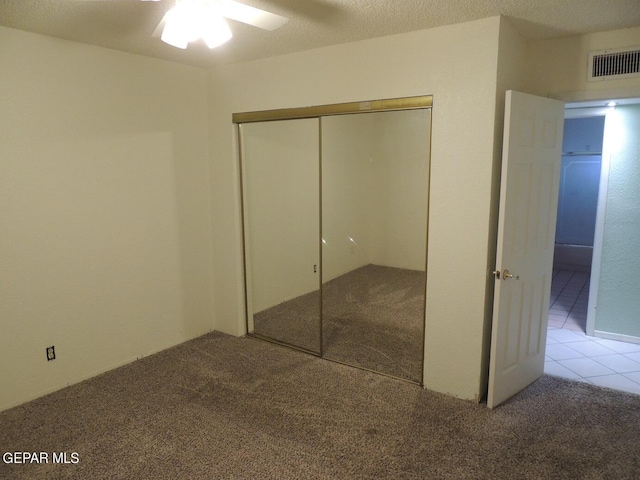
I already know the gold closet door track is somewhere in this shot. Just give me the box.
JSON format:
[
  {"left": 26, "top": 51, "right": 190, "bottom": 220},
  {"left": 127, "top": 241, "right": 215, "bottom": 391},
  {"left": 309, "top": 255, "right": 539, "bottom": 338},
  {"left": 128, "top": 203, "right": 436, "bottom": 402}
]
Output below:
[{"left": 232, "top": 96, "right": 433, "bottom": 124}]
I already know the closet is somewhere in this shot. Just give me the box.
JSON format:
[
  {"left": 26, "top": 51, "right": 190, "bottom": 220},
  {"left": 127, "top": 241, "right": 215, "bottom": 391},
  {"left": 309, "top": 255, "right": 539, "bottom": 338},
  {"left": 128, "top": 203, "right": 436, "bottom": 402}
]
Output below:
[{"left": 235, "top": 96, "right": 432, "bottom": 383}]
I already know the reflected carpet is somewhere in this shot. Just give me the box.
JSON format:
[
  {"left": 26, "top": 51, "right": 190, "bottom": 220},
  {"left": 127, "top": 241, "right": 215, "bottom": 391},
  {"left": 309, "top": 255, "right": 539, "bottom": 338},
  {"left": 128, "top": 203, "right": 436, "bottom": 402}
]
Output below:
[{"left": 254, "top": 264, "right": 425, "bottom": 381}]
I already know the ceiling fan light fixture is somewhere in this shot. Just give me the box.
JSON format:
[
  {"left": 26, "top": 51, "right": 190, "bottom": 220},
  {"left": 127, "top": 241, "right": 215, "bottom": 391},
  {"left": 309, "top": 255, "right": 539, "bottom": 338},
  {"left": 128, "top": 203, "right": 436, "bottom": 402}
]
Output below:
[
  {"left": 202, "top": 6, "right": 232, "bottom": 49},
  {"left": 160, "top": 2, "right": 194, "bottom": 49},
  {"left": 161, "top": 25, "right": 188, "bottom": 49},
  {"left": 161, "top": 0, "right": 232, "bottom": 50}
]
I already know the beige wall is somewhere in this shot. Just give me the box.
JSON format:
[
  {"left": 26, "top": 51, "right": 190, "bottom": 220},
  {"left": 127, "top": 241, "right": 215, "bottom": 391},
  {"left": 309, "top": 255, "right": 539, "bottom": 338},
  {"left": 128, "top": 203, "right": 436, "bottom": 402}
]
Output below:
[
  {"left": 321, "top": 114, "right": 376, "bottom": 280},
  {"left": 0, "top": 27, "right": 215, "bottom": 411},
  {"left": 477, "top": 17, "right": 529, "bottom": 401},
  {"left": 240, "top": 118, "right": 320, "bottom": 314},
  {"left": 209, "top": 16, "right": 505, "bottom": 400},
  {"left": 322, "top": 110, "right": 431, "bottom": 278},
  {"left": 365, "top": 110, "right": 431, "bottom": 271},
  {"left": 526, "top": 26, "right": 640, "bottom": 101}
]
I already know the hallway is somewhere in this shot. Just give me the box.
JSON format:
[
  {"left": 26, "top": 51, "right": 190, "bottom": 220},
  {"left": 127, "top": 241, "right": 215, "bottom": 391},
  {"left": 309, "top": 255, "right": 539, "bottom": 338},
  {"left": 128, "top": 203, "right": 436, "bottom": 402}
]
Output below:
[{"left": 545, "top": 270, "right": 640, "bottom": 394}]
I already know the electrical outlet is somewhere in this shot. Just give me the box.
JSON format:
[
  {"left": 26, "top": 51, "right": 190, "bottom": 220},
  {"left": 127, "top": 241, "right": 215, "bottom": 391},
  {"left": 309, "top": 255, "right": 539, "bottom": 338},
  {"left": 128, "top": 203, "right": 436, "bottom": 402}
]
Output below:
[{"left": 46, "top": 346, "right": 55, "bottom": 361}]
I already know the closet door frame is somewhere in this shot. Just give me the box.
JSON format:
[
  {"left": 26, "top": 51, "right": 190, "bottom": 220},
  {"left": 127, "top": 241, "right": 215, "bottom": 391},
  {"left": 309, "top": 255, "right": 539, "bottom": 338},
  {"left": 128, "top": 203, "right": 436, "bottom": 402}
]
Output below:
[{"left": 234, "top": 95, "right": 433, "bottom": 384}]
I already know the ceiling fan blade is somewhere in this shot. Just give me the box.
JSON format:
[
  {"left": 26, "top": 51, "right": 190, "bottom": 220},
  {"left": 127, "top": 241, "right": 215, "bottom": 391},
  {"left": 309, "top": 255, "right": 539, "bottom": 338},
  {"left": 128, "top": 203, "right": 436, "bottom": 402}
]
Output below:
[
  {"left": 217, "top": 0, "right": 288, "bottom": 31},
  {"left": 152, "top": 10, "right": 170, "bottom": 37}
]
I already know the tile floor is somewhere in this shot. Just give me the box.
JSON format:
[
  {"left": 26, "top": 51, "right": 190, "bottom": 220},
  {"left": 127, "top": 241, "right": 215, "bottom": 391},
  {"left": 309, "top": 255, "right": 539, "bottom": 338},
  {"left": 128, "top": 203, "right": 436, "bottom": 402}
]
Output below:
[{"left": 544, "top": 269, "right": 640, "bottom": 395}]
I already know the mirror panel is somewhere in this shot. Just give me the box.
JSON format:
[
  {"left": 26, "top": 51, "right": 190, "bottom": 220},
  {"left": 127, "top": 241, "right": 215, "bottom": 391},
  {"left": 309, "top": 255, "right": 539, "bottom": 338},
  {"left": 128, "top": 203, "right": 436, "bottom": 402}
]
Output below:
[
  {"left": 320, "top": 110, "right": 430, "bottom": 382},
  {"left": 239, "top": 119, "right": 321, "bottom": 353}
]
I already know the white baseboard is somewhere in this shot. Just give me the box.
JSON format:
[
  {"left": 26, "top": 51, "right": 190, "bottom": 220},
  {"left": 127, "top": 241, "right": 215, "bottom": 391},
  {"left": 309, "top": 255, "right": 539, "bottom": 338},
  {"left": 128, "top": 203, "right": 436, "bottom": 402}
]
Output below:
[{"left": 594, "top": 330, "right": 640, "bottom": 345}]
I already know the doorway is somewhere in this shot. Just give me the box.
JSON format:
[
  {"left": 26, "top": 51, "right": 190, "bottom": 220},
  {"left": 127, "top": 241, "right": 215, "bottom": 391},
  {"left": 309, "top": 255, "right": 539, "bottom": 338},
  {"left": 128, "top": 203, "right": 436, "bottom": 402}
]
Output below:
[
  {"left": 550, "top": 110, "right": 605, "bottom": 333},
  {"left": 544, "top": 100, "right": 640, "bottom": 395}
]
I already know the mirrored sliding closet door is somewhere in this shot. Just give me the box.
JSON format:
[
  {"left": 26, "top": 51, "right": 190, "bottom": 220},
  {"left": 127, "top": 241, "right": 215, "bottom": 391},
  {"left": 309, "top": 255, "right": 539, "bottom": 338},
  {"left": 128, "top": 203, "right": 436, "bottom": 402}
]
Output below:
[
  {"left": 321, "top": 110, "right": 430, "bottom": 382},
  {"left": 237, "top": 97, "right": 431, "bottom": 383},
  {"left": 239, "top": 118, "right": 321, "bottom": 353}
]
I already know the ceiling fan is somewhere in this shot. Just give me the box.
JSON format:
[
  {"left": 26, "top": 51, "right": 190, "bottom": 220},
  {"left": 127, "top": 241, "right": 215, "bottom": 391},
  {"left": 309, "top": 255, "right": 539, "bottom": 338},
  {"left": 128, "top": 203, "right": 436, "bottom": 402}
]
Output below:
[{"left": 105, "top": 0, "right": 289, "bottom": 49}]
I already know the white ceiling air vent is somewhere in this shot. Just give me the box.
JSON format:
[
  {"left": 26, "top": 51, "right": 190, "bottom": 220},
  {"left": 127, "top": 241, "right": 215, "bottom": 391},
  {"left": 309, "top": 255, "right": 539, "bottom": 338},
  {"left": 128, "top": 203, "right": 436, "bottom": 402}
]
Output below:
[{"left": 588, "top": 46, "right": 640, "bottom": 81}]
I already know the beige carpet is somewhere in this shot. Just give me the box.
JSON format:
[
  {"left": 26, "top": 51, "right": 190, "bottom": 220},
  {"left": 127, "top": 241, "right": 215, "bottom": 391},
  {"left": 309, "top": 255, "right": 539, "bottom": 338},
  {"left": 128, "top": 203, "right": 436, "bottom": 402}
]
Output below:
[{"left": 1, "top": 331, "right": 640, "bottom": 479}]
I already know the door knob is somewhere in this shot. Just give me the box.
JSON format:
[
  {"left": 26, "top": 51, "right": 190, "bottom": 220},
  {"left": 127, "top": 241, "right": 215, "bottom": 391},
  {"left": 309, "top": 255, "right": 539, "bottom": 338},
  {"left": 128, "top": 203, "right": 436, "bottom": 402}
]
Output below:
[{"left": 503, "top": 269, "right": 519, "bottom": 280}]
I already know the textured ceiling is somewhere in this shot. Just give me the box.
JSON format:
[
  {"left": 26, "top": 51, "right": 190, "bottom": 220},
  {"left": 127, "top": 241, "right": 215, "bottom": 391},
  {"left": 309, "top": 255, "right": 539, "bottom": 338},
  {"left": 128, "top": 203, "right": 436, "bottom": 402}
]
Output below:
[{"left": 1, "top": 0, "right": 640, "bottom": 68}]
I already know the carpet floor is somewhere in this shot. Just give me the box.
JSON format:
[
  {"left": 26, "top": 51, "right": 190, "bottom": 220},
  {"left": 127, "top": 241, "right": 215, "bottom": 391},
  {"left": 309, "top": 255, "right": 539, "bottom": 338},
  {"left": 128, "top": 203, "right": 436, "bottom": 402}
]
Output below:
[{"left": 1, "top": 331, "right": 639, "bottom": 479}]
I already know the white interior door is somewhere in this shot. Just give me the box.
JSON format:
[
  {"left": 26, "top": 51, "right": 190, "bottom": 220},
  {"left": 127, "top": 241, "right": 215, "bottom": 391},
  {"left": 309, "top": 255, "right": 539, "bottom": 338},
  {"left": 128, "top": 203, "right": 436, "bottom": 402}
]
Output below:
[{"left": 487, "top": 91, "right": 565, "bottom": 408}]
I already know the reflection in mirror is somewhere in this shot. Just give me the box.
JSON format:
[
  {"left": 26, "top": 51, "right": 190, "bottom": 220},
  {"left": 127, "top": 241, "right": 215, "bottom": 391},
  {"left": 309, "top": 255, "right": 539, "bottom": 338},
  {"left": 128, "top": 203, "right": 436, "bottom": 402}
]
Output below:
[
  {"left": 321, "top": 110, "right": 430, "bottom": 382},
  {"left": 239, "top": 118, "right": 321, "bottom": 353}
]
